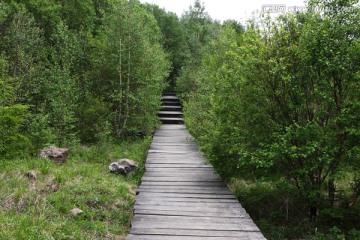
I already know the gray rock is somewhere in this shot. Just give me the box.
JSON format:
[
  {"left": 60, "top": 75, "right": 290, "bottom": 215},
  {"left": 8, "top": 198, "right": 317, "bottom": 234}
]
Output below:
[
  {"left": 26, "top": 171, "right": 37, "bottom": 181},
  {"left": 109, "top": 158, "right": 138, "bottom": 175},
  {"left": 70, "top": 208, "right": 84, "bottom": 216},
  {"left": 39, "top": 146, "right": 68, "bottom": 164}
]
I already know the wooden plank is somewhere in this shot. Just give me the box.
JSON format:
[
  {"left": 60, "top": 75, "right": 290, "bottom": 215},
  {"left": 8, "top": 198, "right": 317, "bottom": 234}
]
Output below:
[
  {"left": 136, "top": 196, "right": 238, "bottom": 203},
  {"left": 142, "top": 172, "right": 220, "bottom": 177},
  {"left": 127, "top": 234, "right": 264, "bottom": 240},
  {"left": 131, "top": 216, "right": 260, "bottom": 232},
  {"left": 145, "top": 160, "right": 206, "bottom": 164},
  {"left": 138, "top": 185, "right": 229, "bottom": 190},
  {"left": 134, "top": 204, "right": 246, "bottom": 213},
  {"left": 134, "top": 205, "right": 247, "bottom": 215},
  {"left": 134, "top": 209, "right": 248, "bottom": 218},
  {"left": 132, "top": 214, "right": 255, "bottom": 224},
  {"left": 137, "top": 188, "right": 231, "bottom": 195},
  {"left": 144, "top": 168, "right": 215, "bottom": 172},
  {"left": 150, "top": 143, "right": 196, "bottom": 146},
  {"left": 140, "top": 177, "right": 222, "bottom": 182},
  {"left": 144, "top": 167, "right": 215, "bottom": 171},
  {"left": 137, "top": 187, "right": 231, "bottom": 193},
  {"left": 148, "top": 150, "right": 191, "bottom": 154},
  {"left": 137, "top": 192, "right": 237, "bottom": 199},
  {"left": 129, "top": 228, "right": 266, "bottom": 239},
  {"left": 134, "top": 200, "right": 242, "bottom": 207},
  {"left": 135, "top": 197, "right": 239, "bottom": 203},
  {"left": 145, "top": 164, "right": 212, "bottom": 168},
  {"left": 139, "top": 183, "right": 226, "bottom": 187}
]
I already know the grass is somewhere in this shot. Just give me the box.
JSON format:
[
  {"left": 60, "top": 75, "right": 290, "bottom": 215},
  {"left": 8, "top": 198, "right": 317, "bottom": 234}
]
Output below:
[
  {"left": 0, "top": 137, "right": 152, "bottom": 240},
  {"left": 229, "top": 179, "right": 360, "bottom": 240}
]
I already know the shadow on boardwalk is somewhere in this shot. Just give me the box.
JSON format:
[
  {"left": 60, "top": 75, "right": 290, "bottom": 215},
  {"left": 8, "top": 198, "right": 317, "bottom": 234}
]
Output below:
[{"left": 127, "top": 124, "right": 266, "bottom": 240}]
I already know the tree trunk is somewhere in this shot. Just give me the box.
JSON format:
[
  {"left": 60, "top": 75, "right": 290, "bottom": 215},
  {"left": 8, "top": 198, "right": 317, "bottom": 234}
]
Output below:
[{"left": 328, "top": 178, "right": 336, "bottom": 207}]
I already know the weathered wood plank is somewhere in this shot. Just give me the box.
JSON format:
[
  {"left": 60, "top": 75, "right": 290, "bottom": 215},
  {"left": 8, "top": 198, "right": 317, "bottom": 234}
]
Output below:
[
  {"left": 131, "top": 215, "right": 260, "bottom": 231},
  {"left": 134, "top": 200, "right": 241, "bottom": 207},
  {"left": 142, "top": 174, "right": 220, "bottom": 179},
  {"left": 140, "top": 177, "right": 222, "bottom": 183},
  {"left": 134, "top": 209, "right": 248, "bottom": 218},
  {"left": 139, "top": 181, "right": 227, "bottom": 187},
  {"left": 136, "top": 189, "right": 230, "bottom": 195},
  {"left": 138, "top": 185, "right": 229, "bottom": 190},
  {"left": 145, "top": 160, "right": 206, "bottom": 164},
  {"left": 135, "top": 197, "right": 239, "bottom": 203},
  {"left": 145, "top": 164, "right": 212, "bottom": 168},
  {"left": 127, "top": 235, "right": 264, "bottom": 240},
  {"left": 135, "top": 205, "right": 250, "bottom": 218},
  {"left": 137, "top": 192, "right": 237, "bottom": 199},
  {"left": 137, "top": 188, "right": 231, "bottom": 195},
  {"left": 129, "top": 228, "right": 266, "bottom": 239}
]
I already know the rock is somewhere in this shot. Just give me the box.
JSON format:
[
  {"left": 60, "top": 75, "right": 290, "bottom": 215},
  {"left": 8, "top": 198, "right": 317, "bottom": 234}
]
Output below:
[
  {"left": 26, "top": 171, "right": 37, "bottom": 181},
  {"left": 70, "top": 208, "right": 84, "bottom": 216},
  {"left": 39, "top": 146, "right": 68, "bottom": 164},
  {"left": 109, "top": 158, "right": 138, "bottom": 175}
]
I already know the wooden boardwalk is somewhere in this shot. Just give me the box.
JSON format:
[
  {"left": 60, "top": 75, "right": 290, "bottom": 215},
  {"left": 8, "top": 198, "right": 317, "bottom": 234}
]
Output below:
[{"left": 127, "top": 124, "right": 266, "bottom": 240}]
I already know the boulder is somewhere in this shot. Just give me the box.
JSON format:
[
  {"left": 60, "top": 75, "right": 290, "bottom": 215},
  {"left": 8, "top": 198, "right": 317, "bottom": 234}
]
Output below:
[
  {"left": 26, "top": 171, "right": 37, "bottom": 181},
  {"left": 39, "top": 146, "right": 68, "bottom": 164},
  {"left": 70, "top": 208, "right": 84, "bottom": 216},
  {"left": 109, "top": 158, "right": 138, "bottom": 175}
]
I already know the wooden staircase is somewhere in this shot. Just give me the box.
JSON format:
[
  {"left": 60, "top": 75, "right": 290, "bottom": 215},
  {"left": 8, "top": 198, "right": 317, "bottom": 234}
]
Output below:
[{"left": 159, "top": 93, "right": 184, "bottom": 124}]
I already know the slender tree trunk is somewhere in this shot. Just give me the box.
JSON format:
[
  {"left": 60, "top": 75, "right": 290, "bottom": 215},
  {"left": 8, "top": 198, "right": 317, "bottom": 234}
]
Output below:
[
  {"left": 117, "top": 38, "right": 123, "bottom": 136},
  {"left": 328, "top": 178, "right": 336, "bottom": 207},
  {"left": 123, "top": 32, "right": 130, "bottom": 130}
]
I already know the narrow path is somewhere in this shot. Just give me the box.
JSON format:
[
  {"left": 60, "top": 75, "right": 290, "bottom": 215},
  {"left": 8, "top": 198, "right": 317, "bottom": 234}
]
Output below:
[{"left": 127, "top": 95, "right": 266, "bottom": 240}]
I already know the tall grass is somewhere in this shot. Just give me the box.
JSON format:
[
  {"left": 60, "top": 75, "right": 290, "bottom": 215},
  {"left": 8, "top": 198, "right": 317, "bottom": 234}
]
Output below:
[{"left": 0, "top": 137, "right": 151, "bottom": 239}]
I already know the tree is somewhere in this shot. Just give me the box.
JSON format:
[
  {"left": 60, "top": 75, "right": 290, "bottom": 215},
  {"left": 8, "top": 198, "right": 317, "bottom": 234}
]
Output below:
[
  {"left": 176, "top": 0, "right": 220, "bottom": 98},
  {"left": 181, "top": 0, "right": 360, "bottom": 221},
  {"left": 88, "top": 0, "right": 169, "bottom": 137},
  {"left": 144, "top": 4, "right": 187, "bottom": 88},
  {"left": 0, "top": 55, "right": 30, "bottom": 158}
]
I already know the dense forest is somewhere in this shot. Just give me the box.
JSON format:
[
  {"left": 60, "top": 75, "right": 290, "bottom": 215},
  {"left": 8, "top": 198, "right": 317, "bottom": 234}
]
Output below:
[{"left": 0, "top": 0, "right": 359, "bottom": 239}]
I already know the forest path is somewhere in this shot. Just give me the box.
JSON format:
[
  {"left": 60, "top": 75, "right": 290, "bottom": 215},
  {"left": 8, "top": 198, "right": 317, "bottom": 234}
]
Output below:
[{"left": 126, "top": 95, "right": 266, "bottom": 239}]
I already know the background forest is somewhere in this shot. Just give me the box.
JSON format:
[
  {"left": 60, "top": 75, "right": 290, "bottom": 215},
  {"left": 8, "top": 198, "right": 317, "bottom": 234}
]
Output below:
[{"left": 0, "top": 0, "right": 359, "bottom": 239}]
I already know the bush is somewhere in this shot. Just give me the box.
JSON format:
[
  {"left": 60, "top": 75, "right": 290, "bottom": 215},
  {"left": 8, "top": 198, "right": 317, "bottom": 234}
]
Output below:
[
  {"left": 0, "top": 104, "right": 30, "bottom": 159},
  {"left": 76, "top": 96, "right": 111, "bottom": 144}
]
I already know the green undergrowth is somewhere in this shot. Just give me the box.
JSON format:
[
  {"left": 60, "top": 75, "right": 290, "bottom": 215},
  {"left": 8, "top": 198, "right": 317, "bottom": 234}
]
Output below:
[
  {"left": 229, "top": 179, "right": 360, "bottom": 240},
  {"left": 0, "top": 137, "right": 152, "bottom": 239}
]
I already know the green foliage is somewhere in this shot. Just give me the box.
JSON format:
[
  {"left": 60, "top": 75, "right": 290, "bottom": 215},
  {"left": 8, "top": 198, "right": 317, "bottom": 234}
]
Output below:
[
  {"left": 45, "top": 21, "right": 80, "bottom": 146},
  {"left": 76, "top": 96, "right": 111, "bottom": 144},
  {"left": 176, "top": 0, "right": 221, "bottom": 98},
  {"left": 0, "top": 104, "right": 30, "bottom": 158},
  {"left": 0, "top": 56, "right": 30, "bottom": 158},
  {"left": 0, "top": 0, "right": 170, "bottom": 155},
  {"left": 144, "top": 4, "right": 187, "bottom": 87},
  {"left": 179, "top": 0, "right": 360, "bottom": 238},
  {"left": 89, "top": 0, "right": 169, "bottom": 137}
]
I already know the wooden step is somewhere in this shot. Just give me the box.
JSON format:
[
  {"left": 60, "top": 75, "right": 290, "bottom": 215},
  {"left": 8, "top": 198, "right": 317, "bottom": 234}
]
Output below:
[
  {"left": 162, "top": 101, "right": 182, "bottom": 106},
  {"left": 159, "top": 117, "right": 184, "bottom": 124},
  {"left": 158, "top": 111, "right": 183, "bottom": 118},
  {"left": 161, "top": 106, "right": 182, "bottom": 111},
  {"left": 159, "top": 94, "right": 183, "bottom": 125},
  {"left": 162, "top": 95, "right": 180, "bottom": 101}
]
